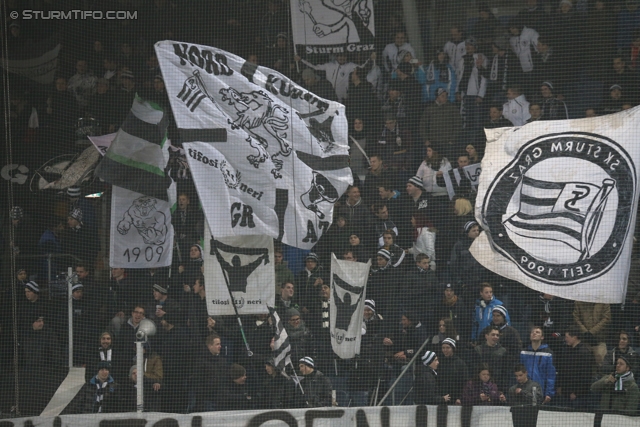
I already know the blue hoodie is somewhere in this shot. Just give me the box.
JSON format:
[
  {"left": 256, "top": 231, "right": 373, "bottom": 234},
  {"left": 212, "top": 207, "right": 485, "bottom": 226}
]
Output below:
[{"left": 472, "top": 296, "right": 509, "bottom": 341}]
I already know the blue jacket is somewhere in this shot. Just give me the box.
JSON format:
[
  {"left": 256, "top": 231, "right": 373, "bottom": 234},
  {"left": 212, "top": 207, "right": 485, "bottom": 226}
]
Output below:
[
  {"left": 520, "top": 343, "right": 556, "bottom": 398},
  {"left": 472, "top": 297, "right": 509, "bottom": 341}
]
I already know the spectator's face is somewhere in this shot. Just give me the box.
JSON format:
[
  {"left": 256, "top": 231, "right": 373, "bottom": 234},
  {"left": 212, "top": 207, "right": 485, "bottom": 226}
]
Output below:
[
  {"left": 153, "top": 289, "right": 164, "bottom": 301},
  {"left": 384, "top": 119, "right": 396, "bottom": 131},
  {"left": 347, "top": 187, "right": 361, "bottom": 203},
  {"left": 288, "top": 315, "right": 301, "bottom": 327},
  {"left": 208, "top": 338, "right": 222, "bottom": 355},
  {"left": 97, "top": 368, "right": 110, "bottom": 382},
  {"left": 479, "top": 370, "right": 491, "bottom": 382},
  {"left": 492, "top": 311, "right": 505, "bottom": 326},
  {"left": 336, "top": 54, "right": 347, "bottom": 64},
  {"left": 560, "top": 2, "right": 572, "bottom": 13},
  {"left": 530, "top": 328, "right": 543, "bottom": 342},
  {"left": 468, "top": 225, "right": 480, "bottom": 239},
  {"left": 450, "top": 28, "right": 462, "bottom": 42},
  {"left": 530, "top": 104, "right": 542, "bottom": 119},
  {"left": 76, "top": 61, "right": 88, "bottom": 74},
  {"left": 132, "top": 307, "right": 145, "bottom": 324},
  {"left": 130, "top": 368, "right": 137, "bottom": 383},
  {"left": 465, "top": 43, "right": 475, "bottom": 54},
  {"left": 178, "top": 194, "right": 189, "bottom": 210},
  {"left": 489, "top": 107, "right": 502, "bottom": 121},
  {"left": 305, "top": 259, "right": 317, "bottom": 271},
  {"left": 100, "top": 334, "right": 112, "bottom": 349},
  {"left": 17, "top": 270, "right": 27, "bottom": 281},
  {"left": 383, "top": 233, "right": 393, "bottom": 246},
  {"left": 349, "top": 235, "right": 360, "bottom": 246},
  {"left": 540, "top": 85, "right": 552, "bottom": 98},
  {"left": 611, "top": 88, "right": 622, "bottom": 100},
  {"left": 444, "top": 288, "right": 455, "bottom": 299},
  {"left": 299, "top": 364, "right": 312, "bottom": 375},
  {"left": 369, "top": 156, "right": 382, "bottom": 171},
  {"left": 379, "top": 186, "right": 392, "bottom": 199},
  {"left": 354, "top": 119, "right": 364, "bottom": 131},
  {"left": 276, "top": 37, "right": 287, "bottom": 48},
  {"left": 564, "top": 333, "right": 578, "bottom": 346},
  {"left": 506, "top": 89, "right": 518, "bottom": 100},
  {"left": 436, "top": 90, "right": 448, "bottom": 103},
  {"left": 486, "top": 330, "right": 500, "bottom": 346},
  {"left": 426, "top": 147, "right": 434, "bottom": 159},
  {"left": 248, "top": 54, "right": 258, "bottom": 64},
  {"left": 75, "top": 267, "right": 89, "bottom": 280},
  {"left": 25, "top": 288, "right": 38, "bottom": 302},
  {"left": 112, "top": 268, "right": 125, "bottom": 279},
  {"left": 320, "top": 284, "right": 331, "bottom": 299},
  {"left": 193, "top": 279, "right": 203, "bottom": 294},
  {"left": 265, "top": 364, "right": 275, "bottom": 375},
  {"left": 442, "top": 344, "right": 454, "bottom": 357},
  {"left": 395, "top": 32, "right": 406, "bottom": 46},
  {"left": 515, "top": 370, "right": 528, "bottom": 384},
  {"left": 190, "top": 246, "right": 201, "bottom": 259},
  {"left": 154, "top": 79, "right": 165, "bottom": 92},
  {"left": 343, "top": 252, "right": 356, "bottom": 261},
  {"left": 376, "top": 256, "right": 388, "bottom": 268},
  {"left": 401, "top": 315, "right": 412, "bottom": 328},
  {"left": 234, "top": 373, "right": 247, "bottom": 384},
  {"left": 438, "top": 51, "right": 447, "bottom": 63},
  {"left": 458, "top": 156, "right": 470, "bottom": 168},
  {"left": 33, "top": 318, "right": 44, "bottom": 330},
  {"left": 73, "top": 289, "right": 83, "bottom": 300},
  {"left": 619, "top": 333, "right": 629, "bottom": 349},
  {"left": 616, "top": 358, "right": 631, "bottom": 374},
  {"left": 364, "top": 307, "right": 374, "bottom": 320},
  {"left": 466, "top": 145, "right": 477, "bottom": 158},
  {"left": 55, "top": 78, "right": 68, "bottom": 92},
  {"left": 509, "top": 27, "right": 520, "bottom": 36},
  {"left": 376, "top": 206, "right": 389, "bottom": 220},
  {"left": 438, "top": 320, "right": 446, "bottom": 333},
  {"left": 336, "top": 217, "right": 346, "bottom": 227},
  {"left": 613, "top": 58, "right": 625, "bottom": 72},
  {"left": 585, "top": 109, "right": 597, "bottom": 118},
  {"left": 429, "top": 357, "right": 439, "bottom": 370},
  {"left": 388, "top": 89, "right": 400, "bottom": 101},
  {"left": 417, "top": 258, "right": 430, "bottom": 270},
  {"left": 480, "top": 287, "right": 493, "bottom": 301},
  {"left": 274, "top": 252, "right": 283, "bottom": 264},
  {"left": 406, "top": 183, "right": 420, "bottom": 197},
  {"left": 282, "top": 283, "right": 294, "bottom": 299},
  {"left": 67, "top": 217, "right": 80, "bottom": 229}
]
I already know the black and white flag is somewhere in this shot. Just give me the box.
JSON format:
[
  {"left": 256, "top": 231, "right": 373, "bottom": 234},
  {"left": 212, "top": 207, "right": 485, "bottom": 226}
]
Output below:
[
  {"left": 110, "top": 186, "right": 174, "bottom": 268},
  {"left": 471, "top": 109, "right": 640, "bottom": 303},
  {"left": 203, "top": 221, "right": 274, "bottom": 315},
  {"left": 269, "top": 307, "right": 292, "bottom": 371},
  {"left": 330, "top": 253, "right": 370, "bottom": 359},
  {"left": 290, "top": 0, "right": 376, "bottom": 56},
  {"left": 442, "top": 163, "right": 479, "bottom": 200},
  {"left": 155, "top": 41, "right": 352, "bottom": 250}
]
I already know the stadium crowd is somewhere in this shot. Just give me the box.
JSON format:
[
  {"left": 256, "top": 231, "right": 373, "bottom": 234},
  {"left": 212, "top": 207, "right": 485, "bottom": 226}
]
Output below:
[{"left": 2, "top": 0, "right": 640, "bottom": 417}]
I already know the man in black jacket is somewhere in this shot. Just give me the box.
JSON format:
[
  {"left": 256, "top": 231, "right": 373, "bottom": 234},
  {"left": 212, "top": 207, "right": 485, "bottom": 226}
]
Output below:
[
  {"left": 195, "top": 334, "right": 228, "bottom": 412},
  {"left": 294, "top": 357, "right": 333, "bottom": 408},
  {"left": 555, "top": 327, "right": 596, "bottom": 410},
  {"left": 414, "top": 351, "right": 451, "bottom": 405}
]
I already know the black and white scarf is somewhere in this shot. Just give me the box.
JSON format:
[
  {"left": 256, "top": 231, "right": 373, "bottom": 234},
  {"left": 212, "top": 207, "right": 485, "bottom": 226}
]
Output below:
[
  {"left": 99, "top": 348, "right": 112, "bottom": 361},
  {"left": 615, "top": 371, "right": 633, "bottom": 391},
  {"left": 426, "top": 61, "right": 450, "bottom": 84},
  {"left": 490, "top": 53, "right": 509, "bottom": 91},
  {"left": 322, "top": 300, "right": 330, "bottom": 329}
]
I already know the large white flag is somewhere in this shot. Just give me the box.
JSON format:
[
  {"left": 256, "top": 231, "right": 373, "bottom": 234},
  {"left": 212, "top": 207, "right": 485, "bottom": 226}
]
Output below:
[
  {"left": 110, "top": 186, "right": 174, "bottom": 268},
  {"left": 330, "top": 253, "right": 370, "bottom": 359},
  {"left": 155, "top": 41, "right": 352, "bottom": 250},
  {"left": 203, "top": 221, "right": 274, "bottom": 315},
  {"left": 470, "top": 108, "right": 640, "bottom": 303},
  {"left": 290, "top": 0, "right": 376, "bottom": 56},
  {"left": 0, "top": 44, "right": 60, "bottom": 84}
]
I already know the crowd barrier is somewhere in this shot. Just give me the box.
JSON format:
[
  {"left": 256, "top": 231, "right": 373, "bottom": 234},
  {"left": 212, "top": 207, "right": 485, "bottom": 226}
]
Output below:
[{"left": 4, "top": 405, "right": 640, "bottom": 427}]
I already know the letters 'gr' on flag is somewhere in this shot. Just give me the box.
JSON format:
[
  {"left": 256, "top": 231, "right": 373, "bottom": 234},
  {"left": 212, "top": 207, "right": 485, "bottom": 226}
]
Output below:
[
  {"left": 330, "top": 253, "right": 370, "bottom": 359},
  {"left": 203, "top": 221, "right": 275, "bottom": 316},
  {"left": 95, "top": 96, "right": 171, "bottom": 200},
  {"left": 268, "top": 307, "right": 292, "bottom": 371},
  {"left": 110, "top": 185, "right": 175, "bottom": 269},
  {"left": 154, "top": 41, "right": 353, "bottom": 250},
  {"left": 290, "top": 0, "right": 376, "bottom": 56},
  {"left": 471, "top": 107, "right": 640, "bottom": 303}
]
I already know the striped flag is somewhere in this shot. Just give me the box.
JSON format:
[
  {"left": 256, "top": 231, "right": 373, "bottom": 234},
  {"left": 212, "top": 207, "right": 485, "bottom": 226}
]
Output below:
[
  {"left": 268, "top": 307, "right": 292, "bottom": 371},
  {"left": 95, "top": 96, "right": 171, "bottom": 200},
  {"left": 504, "top": 175, "right": 615, "bottom": 258}
]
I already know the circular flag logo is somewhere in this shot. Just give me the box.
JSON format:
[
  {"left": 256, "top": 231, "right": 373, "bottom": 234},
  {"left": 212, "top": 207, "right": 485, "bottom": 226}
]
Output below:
[{"left": 482, "top": 132, "right": 636, "bottom": 285}]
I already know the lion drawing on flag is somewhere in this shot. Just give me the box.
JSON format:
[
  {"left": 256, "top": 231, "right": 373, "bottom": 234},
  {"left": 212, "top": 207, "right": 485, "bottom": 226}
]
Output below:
[
  {"left": 219, "top": 88, "right": 291, "bottom": 178},
  {"left": 117, "top": 196, "right": 168, "bottom": 245}
]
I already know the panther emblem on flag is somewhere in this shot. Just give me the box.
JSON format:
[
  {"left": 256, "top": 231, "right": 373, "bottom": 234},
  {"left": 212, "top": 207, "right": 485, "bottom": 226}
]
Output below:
[
  {"left": 482, "top": 132, "right": 636, "bottom": 286},
  {"left": 117, "top": 196, "right": 168, "bottom": 245}
]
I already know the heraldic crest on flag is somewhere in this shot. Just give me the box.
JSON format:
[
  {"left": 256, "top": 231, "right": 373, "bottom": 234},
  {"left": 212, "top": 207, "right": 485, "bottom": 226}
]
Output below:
[
  {"left": 155, "top": 41, "right": 352, "bottom": 250},
  {"left": 471, "top": 118, "right": 640, "bottom": 303}
]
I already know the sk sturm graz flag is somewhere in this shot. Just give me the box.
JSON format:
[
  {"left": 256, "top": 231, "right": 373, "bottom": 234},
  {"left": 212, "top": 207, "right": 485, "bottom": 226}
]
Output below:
[
  {"left": 471, "top": 108, "right": 640, "bottom": 303},
  {"left": 95, "top": 96, "right": 171, "bottom": 200},
  {"left": 155, "top": 41, "right": 352, "bottom": 250},
  {"left": 268, "top": 307, "right": 292, "bottom": 371},
  {"left": 290, "top": 0, "right": 376, "bottom": 56},
  {"left": 203, "top": 221, "right": 275, "bottom": 316},
  {"left": 330, "top": 253, "right": 370, "bottom": 359}
]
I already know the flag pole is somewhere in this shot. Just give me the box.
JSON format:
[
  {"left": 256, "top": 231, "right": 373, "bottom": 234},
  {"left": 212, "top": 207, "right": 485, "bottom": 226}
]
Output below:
[{"left": 211, "top": 236, "right": 254, "bottom": 357}]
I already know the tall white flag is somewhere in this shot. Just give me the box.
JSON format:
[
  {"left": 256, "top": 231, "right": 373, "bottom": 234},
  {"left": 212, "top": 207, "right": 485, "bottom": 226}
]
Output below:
[
  {"left": 203, "top": 221, "right": 274, "bottom": 315},
  {"left": 471, "top": 108, "right": 640, "bottom": 303},
  {"left": 330, "top": 253, "right": 370, "bottom": 359},
  {"left": 155, "top": 41, "right": 352, "bottom": 250},
  {"left": 110, "top": 186, "right": 174, "bottom": 268}
]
